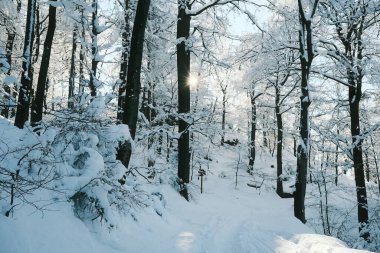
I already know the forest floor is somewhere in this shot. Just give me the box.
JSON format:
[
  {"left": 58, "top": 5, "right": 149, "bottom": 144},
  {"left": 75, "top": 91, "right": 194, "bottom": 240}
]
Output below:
[{"left": 0, "top": 127, "right": 371, "bottom": 252}]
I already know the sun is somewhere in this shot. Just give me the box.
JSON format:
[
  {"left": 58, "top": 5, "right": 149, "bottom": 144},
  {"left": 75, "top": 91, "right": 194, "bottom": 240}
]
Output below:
[{"left": 188, "top": 74, "right": 199, "bottom": 88}]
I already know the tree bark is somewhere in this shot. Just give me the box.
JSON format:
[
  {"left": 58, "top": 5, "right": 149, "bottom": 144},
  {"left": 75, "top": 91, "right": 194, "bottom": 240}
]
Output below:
[
  {"left": 335, "top": 113, "right": 340, "bottom": 186},
  {"left": 325, "top": 0, "right": 370, "bottom": 239},
  {"left": 177, "top": 0, "right": 191, "bottom": 187},
  {"left": 348, "top": 68, "right": 369, "bottom": 238},
  {"left": 249, "top": 91, "right": 257, "bottom": 171},
  {"left": 117, "top": 0, "right": 151, "bottom": 182},
  {"left": 68, "top": 26, "right": 77, "bottom": 109},
  {"left": 276, "top": 87, "right": 284, "bottom": 196},
  {"left": 89, "top": 0, "right": 99, "bottom": 97},
  {"left": 31, "top": 0, "right": 57, "bottom": 128},
  {"left": 221, "top": 89, "right": 226, "bottom": 145},
  {"left": 15, "top": 0, "right": 37, "bottom": 129},
  {"left": 294, "top": 0, "right": 318, "bottom": 223},
  {"left": 79, "top": 8, "right": 85, "bottom": 97},
  {"left": 117, "top": 0, "right": 130, "bottom": 122},
  {"left": 32, "top": 4, "right": 40, "bottom": 64},
  {"left": 263, "top": 114, "right": 268, "bottom": 148}
]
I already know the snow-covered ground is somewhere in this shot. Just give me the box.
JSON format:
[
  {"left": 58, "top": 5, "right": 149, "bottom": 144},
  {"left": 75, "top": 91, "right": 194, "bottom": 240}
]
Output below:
[{"left": 0, "top": 143, "right": 371, "bottom": 253}]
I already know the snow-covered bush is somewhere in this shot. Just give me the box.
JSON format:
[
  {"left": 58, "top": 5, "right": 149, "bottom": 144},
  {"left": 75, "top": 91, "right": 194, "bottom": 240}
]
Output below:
[
  {"left": 0, "top": 96, "right": 158, "bottom": 226},
  {"left": 43, "top": 96, "right": 152, "bottom": 226}
]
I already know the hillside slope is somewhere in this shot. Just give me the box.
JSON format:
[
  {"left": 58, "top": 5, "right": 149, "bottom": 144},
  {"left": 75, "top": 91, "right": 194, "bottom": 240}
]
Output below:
[{"left": 0, "top": 145, "right": 371, "bottom": 253}]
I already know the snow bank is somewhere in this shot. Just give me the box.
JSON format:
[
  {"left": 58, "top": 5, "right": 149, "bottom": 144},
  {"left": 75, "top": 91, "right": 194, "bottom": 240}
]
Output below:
[{"left": 0, "top": 118, "right": 371, "bottom": 253}]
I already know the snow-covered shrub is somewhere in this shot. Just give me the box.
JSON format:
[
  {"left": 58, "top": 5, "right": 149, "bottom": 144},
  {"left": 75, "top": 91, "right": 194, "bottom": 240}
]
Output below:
[
  {"left": 0, "top": 117, "right": 60, "bottom": 216},
  {"left": 42, "top": 96, "right": 150, "bottom": 225},
  {"left": 0, "top": 96, "right": 157, "bottom": 226}
]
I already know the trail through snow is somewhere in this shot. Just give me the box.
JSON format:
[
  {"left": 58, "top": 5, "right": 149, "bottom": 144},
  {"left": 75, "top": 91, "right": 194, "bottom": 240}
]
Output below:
[
  {"left": 102, "top": 148, "right": 369, "bottom": 253},
  {"left": 0, "top": 147, "right": 371, "bottom": 253}
]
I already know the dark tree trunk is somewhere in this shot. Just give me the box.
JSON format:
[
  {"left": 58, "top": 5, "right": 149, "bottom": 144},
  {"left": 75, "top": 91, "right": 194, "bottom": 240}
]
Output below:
[
  {"left": 326, "top": 0, "right": 370, "bottom": 239},
  {"left": 271, "top": 124, "right": 276, "bottom": 157},
  {"left": 364, "top": 149, "right": 370, "bottom": 182},
  {"left": 249, "top": 91, "right": 257, "bottom": 171},
  {"left": 294, "top": 0, "right": 318, "bottom": 222},
  {"left": 79, "top": 8, "right": 85, "bottom": 96},
  {"left": 274, "top": 72, "right": 292, "bottom": 198},
  {"left": 31, "top": 0, "right": 57, "bottom": 128},
  {"left": 89, "top": 0, "right": 99, "bottom": 97},
  {"left": 275, "top": 87, "right": 284, "bottom": 196},
  {"left": 117, "top": 0, "right": 130, "bottom": 122},
  {"left": 221, "top": 90, "right": 226, "bottom": 145},
  {"left": 15, "top": 0, "right": 37, "bottom": 129},
  {"left": 348, "top": 70, "right": 369, "bottom": 239},
  {"left": 177, "top": 0, "right": 191, "bottom": 188},
  {"left": 117, "top": 0, "right": 151, "bottom": 182},
  {"left": 68, "top": 26, "right": 77, "bottom": 109},
  {"left": 335, "top": 121, "right": 340, "bottom": 186},
  {"left": 123, "top": 0, "right": 150, "bottom": 139},
  {"left": 32, "top": 4, "right": 40, "bottom": 64},
  {"left": 263, "top": 114, "right": 268, "bottom": 148}
]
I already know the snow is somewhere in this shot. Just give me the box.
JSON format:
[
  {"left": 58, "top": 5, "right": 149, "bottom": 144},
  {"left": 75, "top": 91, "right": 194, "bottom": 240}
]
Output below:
[
  {"left": 0, "top": 180, "right": 368, "bottom": 253},
  {"left": 0, "top": 113, "right": 370, "bottom": 253},
  {"left": 0, "top": 135, "right": 371, "bottom": 253},
  {"left": 4, "top": 75, "right": 19, "bottom": 86},
  {"left": 0, "top": 47, "right": 10, "bottom": 74},
  {"left": 0, "top": 205, "right": 118, "bottom": 253}
]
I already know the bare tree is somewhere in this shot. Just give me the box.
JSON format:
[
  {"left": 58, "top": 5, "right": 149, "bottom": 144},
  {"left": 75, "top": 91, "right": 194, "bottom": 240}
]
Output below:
[
  {"left": 117, "top": 0, "right": 151, "bottom": 183},
  {"left": 117, "top": 0, "right": 130, "bottom": 122},
  {"left": 31, "top": 0, "right": 57, "bottom": 128},
  {"left": 294, "top": 0, "right": 319, "bottom": 224},
  {"left": 15, "top": 0, "right": 37, "bottom": 129},
  {"left": 176, "top": 0, "right": 243, "bottom": 199}
]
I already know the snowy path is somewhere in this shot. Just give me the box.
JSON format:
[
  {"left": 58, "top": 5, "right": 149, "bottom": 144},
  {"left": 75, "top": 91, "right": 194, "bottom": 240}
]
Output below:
[
  {"left": 0, "top": 148, "right": 370, "bottom": 253},
  {"left": 113, "top": 167, "right": 369, "bottom": 253}
]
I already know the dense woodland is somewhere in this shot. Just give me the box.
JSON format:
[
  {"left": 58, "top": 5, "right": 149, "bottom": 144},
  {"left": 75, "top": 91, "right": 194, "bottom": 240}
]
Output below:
[{"left": 1, "top": 0, "right": 380, "bottom": 251}]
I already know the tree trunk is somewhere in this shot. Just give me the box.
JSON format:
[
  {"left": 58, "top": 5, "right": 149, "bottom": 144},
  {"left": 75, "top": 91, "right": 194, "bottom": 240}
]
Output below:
[
  {"left": 79, "top": 8, "right": 85, "bottom": 97},
  {"left": 335, "top": 123, "right": 339, "bottom": 186},
  {"left": 117, "top": 0, "right": 151, "bottom": 183},
  {"left": 249, "top": 91, "right": 257, "bottom": 171},
  {"left": 221, "top": 90, "right": 226, "bottom": 145},
  {"left": 364, "top": 149, "right": 370, "bottom": 182},
  {"left": 263, "top": 114, "right": 268, "bottom": 148},
  {"left": 276, "top": 87, "right": 284, "bottom": 196},
  {"left": 68, "top": 26, "right": 77, "bottom": 109},
  {"left": 89, "top": 0, "right": 99, "bottom": 97},
  {"left": 177, "top": 0, "right": 191, "bottom": 189},
  {"left": 32, "top": 4, "right": 40, "bottom": 64},
  {"left": 294, "top": 12, "right": 315, "bottom": 223},
  {"left": 117, "top": 0, "right": 130, "bottom": 122},
  {"left": 15, "top": 0, "right": 37, "bottom": 129},
  {"left": 348, "top": 72, "right": 369, "bottom": 239},
  {"left": 31, "top": 0, "right": 57, "bottom": 128}
]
